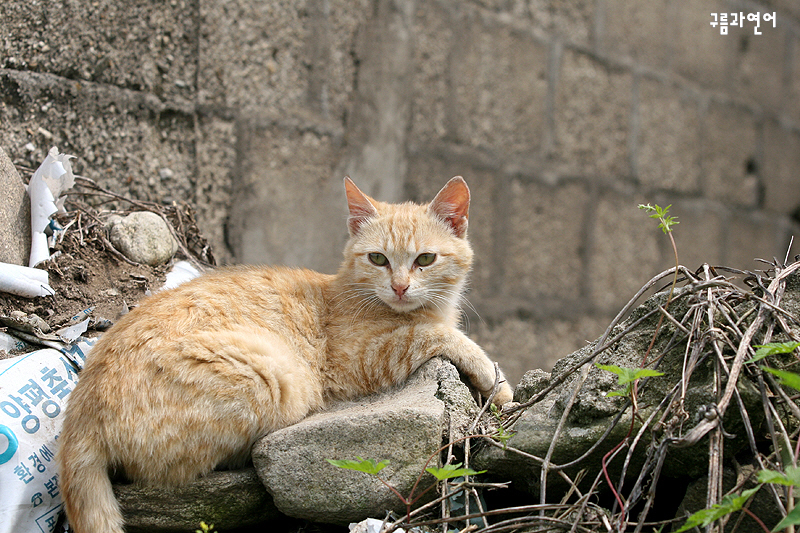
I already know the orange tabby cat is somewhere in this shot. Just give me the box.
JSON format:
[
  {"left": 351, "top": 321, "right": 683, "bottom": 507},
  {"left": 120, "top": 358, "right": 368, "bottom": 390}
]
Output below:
[{"left": 57, "top": 176, "right": 513, "bottom": 533}]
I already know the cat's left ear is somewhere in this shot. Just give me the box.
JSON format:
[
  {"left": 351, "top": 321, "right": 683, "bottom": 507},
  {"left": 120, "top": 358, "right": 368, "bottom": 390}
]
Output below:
[
  {"left": 344, "top": 177, "right": 379, "bottom": 236},
  {"left": 429, "top": 176, "right": 470, "bottom": 238}
]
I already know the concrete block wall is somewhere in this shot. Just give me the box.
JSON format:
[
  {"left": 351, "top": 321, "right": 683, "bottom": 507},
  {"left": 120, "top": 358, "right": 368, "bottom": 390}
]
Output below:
[{"left": 2, "top": 0, "right": 800, "bottom": 384}]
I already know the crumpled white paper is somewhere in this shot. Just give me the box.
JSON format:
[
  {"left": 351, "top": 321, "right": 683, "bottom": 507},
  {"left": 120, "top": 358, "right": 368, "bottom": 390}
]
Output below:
[
  {"left": 55, "top": 318, "right": 90, "bottom": 344},
  {"left": 0, "top": 263, "right": 54, "bottom": 298},
  {"left": 27, "top": 147, "right": 75, "bottom": 268},
  {"left": 161, "top": 260, "right": 202, "bottom": 291}
]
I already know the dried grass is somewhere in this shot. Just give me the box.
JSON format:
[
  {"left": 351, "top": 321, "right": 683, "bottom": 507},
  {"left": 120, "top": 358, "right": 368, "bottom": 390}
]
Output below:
[{"left": 392, "top": 258, "right": 800, "bottom": 533}]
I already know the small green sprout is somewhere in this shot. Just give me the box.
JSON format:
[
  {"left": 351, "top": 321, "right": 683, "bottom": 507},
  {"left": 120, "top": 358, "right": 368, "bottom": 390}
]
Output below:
[
  {"left": 490, "top": 403, "right": 514, "bottom": 448},
  {"left": 196, "top": 521, "right": 217, "bottom": 533},
  {"left": 595, "top": 363, "right": 664, "bottom": 398},
  {"left": 425, "top": 462, "right": 486, "bottom": 481},
  {"left": 639, "top": 203, "right": 679, "bottom": 234}
]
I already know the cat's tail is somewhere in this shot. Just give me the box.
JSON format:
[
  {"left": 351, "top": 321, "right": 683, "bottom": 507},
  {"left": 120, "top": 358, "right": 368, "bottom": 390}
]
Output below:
[{"left": 58, "top": 427, "right": 124, "bottom": 533}]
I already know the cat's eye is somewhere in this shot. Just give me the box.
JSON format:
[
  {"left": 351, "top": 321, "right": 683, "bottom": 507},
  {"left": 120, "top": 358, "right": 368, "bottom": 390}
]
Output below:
[
  {"left": 368, "top": 252, "right": 389, "bottom": 266},
  {"left": 415, "top": 253, "right": 436, "bottom": 267}
]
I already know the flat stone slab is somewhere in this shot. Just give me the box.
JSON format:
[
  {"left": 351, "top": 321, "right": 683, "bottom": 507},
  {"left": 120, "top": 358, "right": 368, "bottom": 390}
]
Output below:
[
  {"left": 252, "top": 359, "right": 456, "bottom": 525},
  {"left": 114, "top": 468, "right": 279, "bottom": 532}
]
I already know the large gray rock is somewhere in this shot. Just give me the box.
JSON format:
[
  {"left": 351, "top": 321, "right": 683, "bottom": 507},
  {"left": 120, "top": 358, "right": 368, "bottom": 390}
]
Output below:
[
  {"left": 107, "top": 211, "right": 179, "bottom": 266},
  {"left": 115, "top": 468, "right": 279, "bottom": 532},
  {"left": 252, "top": 358, "right": 478, "bottom": 525},
  {"left": 0, "top": 147, "right": 31, "bottom": 265}
]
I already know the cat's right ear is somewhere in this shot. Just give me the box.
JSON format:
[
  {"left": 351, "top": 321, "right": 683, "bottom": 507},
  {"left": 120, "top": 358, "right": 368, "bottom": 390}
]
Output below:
[
  {"left": 344, "top": 177, "right": 378, "bottom": 236},
  {"left": 429, "top": 176, "right": 470, "bottom": 238}
]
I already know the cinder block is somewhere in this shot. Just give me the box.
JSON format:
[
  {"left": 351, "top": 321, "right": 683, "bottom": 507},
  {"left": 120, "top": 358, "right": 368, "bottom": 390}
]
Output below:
[
  {"left": 764, "top": 1, "right": 800, "bottom": 20},
  {"left": 447, "top": 11, "right": 549, "bottom": 164},
  {"left": 701, "top": 101, "right": 759, "bottom": 207},
  {"left": 670, "top": 0, "right": 733, "bottom": 89},
  {"left": 588, "top": 191, "right": 662, "bottom": 313},
  {"left": 468, "top": 314, "right": 611, "bottom": 384},
  {"left": 198, "top": 0, "right": 365, "bottom": 118},
  {"left": 552, "top": 49, "right": 633, "bottom": 179},
  {"left": 788, "top": 33, "right": 800, "bottom": 124},
  {"left": 662, "top": 199, "right": 725, "bottom": 271},
  {"left": 763, "top": 120, "right": 800, "bottom": 216},
  {"left": 339, "top": 0, "right": 415, "bottom": 203},
  {"left": 446, "top": 0, "right": 594, "bottom": 48},
  {"left": 501, "top": 179, "right": 590, "bottom": 303},
  {"left": 194, "top": 116, "right": 237, "bottom": 264},
  {"left": 729, "top": 8, "right": 787, "bottom": 113},
  {"left": 226, "top": 116, "right": 346, "bottom": 273},
  {"left": 527, "top": 0, "right": 596, "bottom": 48},
  {"left": 600, "top": 0, "right": 673, "bottom": 67},
  {"left": 636, "top": 78, "right": 702, "bottom": 193},
  {"left": 0, "top": 0, "right": 196, "bottom": 101},
  {"left": 723, "top": 209, "right": 786, "bottom": 270},
  {"left": 0, "top": 70, "right": 197, "bottom": 207},
  {"left": 410, "top": 0, "right": 456, "bottom": 148}
]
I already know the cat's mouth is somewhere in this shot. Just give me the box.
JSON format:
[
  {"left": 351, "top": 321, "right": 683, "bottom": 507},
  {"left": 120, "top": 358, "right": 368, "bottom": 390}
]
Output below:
[{"left": 381, "top": 292, "right": 422, "bottom": 313}]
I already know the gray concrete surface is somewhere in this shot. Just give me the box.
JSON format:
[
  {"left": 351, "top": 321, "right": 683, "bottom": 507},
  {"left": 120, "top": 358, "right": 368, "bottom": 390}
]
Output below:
[{"left": 2, "top": 0, "right": 800, "bottom": 382}]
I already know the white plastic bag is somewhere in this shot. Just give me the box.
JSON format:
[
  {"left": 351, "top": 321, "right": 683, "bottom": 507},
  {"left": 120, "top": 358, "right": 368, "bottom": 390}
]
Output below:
[{"left": 0, "top": 341, "right": 91, "bottom": 533}]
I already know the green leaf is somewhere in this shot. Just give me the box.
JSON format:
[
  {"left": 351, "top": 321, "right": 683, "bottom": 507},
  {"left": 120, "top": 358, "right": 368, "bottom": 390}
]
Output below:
[
  {"left": 758, "top": 469, "right": 794, "bottom": 486},
  {"left": 426, "top": 463, "right": 486, "bottom": 481},
  {"left": 595, "top": 363, "right": 664, "bottom": 399},
  {"left": 674, "top": 487, "right": 760, "bottom": 533},
  {"left": 326, "top": 457, "right": 390, "bottom": 476},
  {"left": 196, "top": 522, "right": 216, "bottom": 533},
  {"left": 773, "top": 503, "right": 800, "bottom": 531},
  {"left": 492, "top": 425, "right": 514, "bottom": 448},
  {"left": 761, "top": 367, "right": 800, "bottom": 393},
  {"left": 748, "top": 342, "right": 800, "bottom": 364},
  {"left": 639, "top": 203, "right": 679, "bottom": 234},
  {"left": 758, "top": 466, "right": 800, "bottom": 487},
  {"left": 595, "top": 363, "right": 664, "bottom": 386}
]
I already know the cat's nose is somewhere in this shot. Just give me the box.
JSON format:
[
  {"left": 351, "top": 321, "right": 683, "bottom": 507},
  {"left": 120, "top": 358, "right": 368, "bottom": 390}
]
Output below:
[{"left": 392, "top": 282, "right": 409, "bottom": 297}]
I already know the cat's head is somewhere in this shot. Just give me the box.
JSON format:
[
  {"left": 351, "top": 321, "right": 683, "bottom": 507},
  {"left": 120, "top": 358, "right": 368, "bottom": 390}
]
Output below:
[{"left": 340, "top": 177, "right": 474, "bottom": 315}]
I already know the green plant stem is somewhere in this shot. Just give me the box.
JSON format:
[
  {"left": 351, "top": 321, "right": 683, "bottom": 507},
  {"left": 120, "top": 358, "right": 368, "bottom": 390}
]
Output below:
[
  {"left": 379, "top": 433, "right": 500, "bottom": 527},
  {"left": 603, "top": 203, "right": 681, "bottom": 530}
]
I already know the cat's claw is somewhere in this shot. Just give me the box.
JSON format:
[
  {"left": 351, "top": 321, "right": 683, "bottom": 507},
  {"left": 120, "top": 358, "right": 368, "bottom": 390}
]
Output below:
[{"left": 491, "top": 382, "right": 514, "bottom": 406}]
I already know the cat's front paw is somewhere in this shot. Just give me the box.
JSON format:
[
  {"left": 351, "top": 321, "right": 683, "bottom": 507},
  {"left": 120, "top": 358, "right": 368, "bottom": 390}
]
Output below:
[{"left": 491, "top": 381, "right": 514, "bottom": 407}]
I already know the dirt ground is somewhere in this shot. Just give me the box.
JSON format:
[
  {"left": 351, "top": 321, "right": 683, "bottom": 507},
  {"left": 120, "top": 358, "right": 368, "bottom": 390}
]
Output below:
[{"left": 0, "top": 177, "right": 215, "bottom": 357}]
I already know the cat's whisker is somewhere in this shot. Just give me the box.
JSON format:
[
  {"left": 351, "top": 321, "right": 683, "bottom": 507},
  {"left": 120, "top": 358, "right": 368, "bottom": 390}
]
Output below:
[
  {"left": 331, "top": 284, "right": 378, "bottom": 311},
  {"left": 351, "top": 298, "right": 382, "bottom": 325},
  {"left": 339, "top": 288, "right": 385, "bottom": 327}
]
